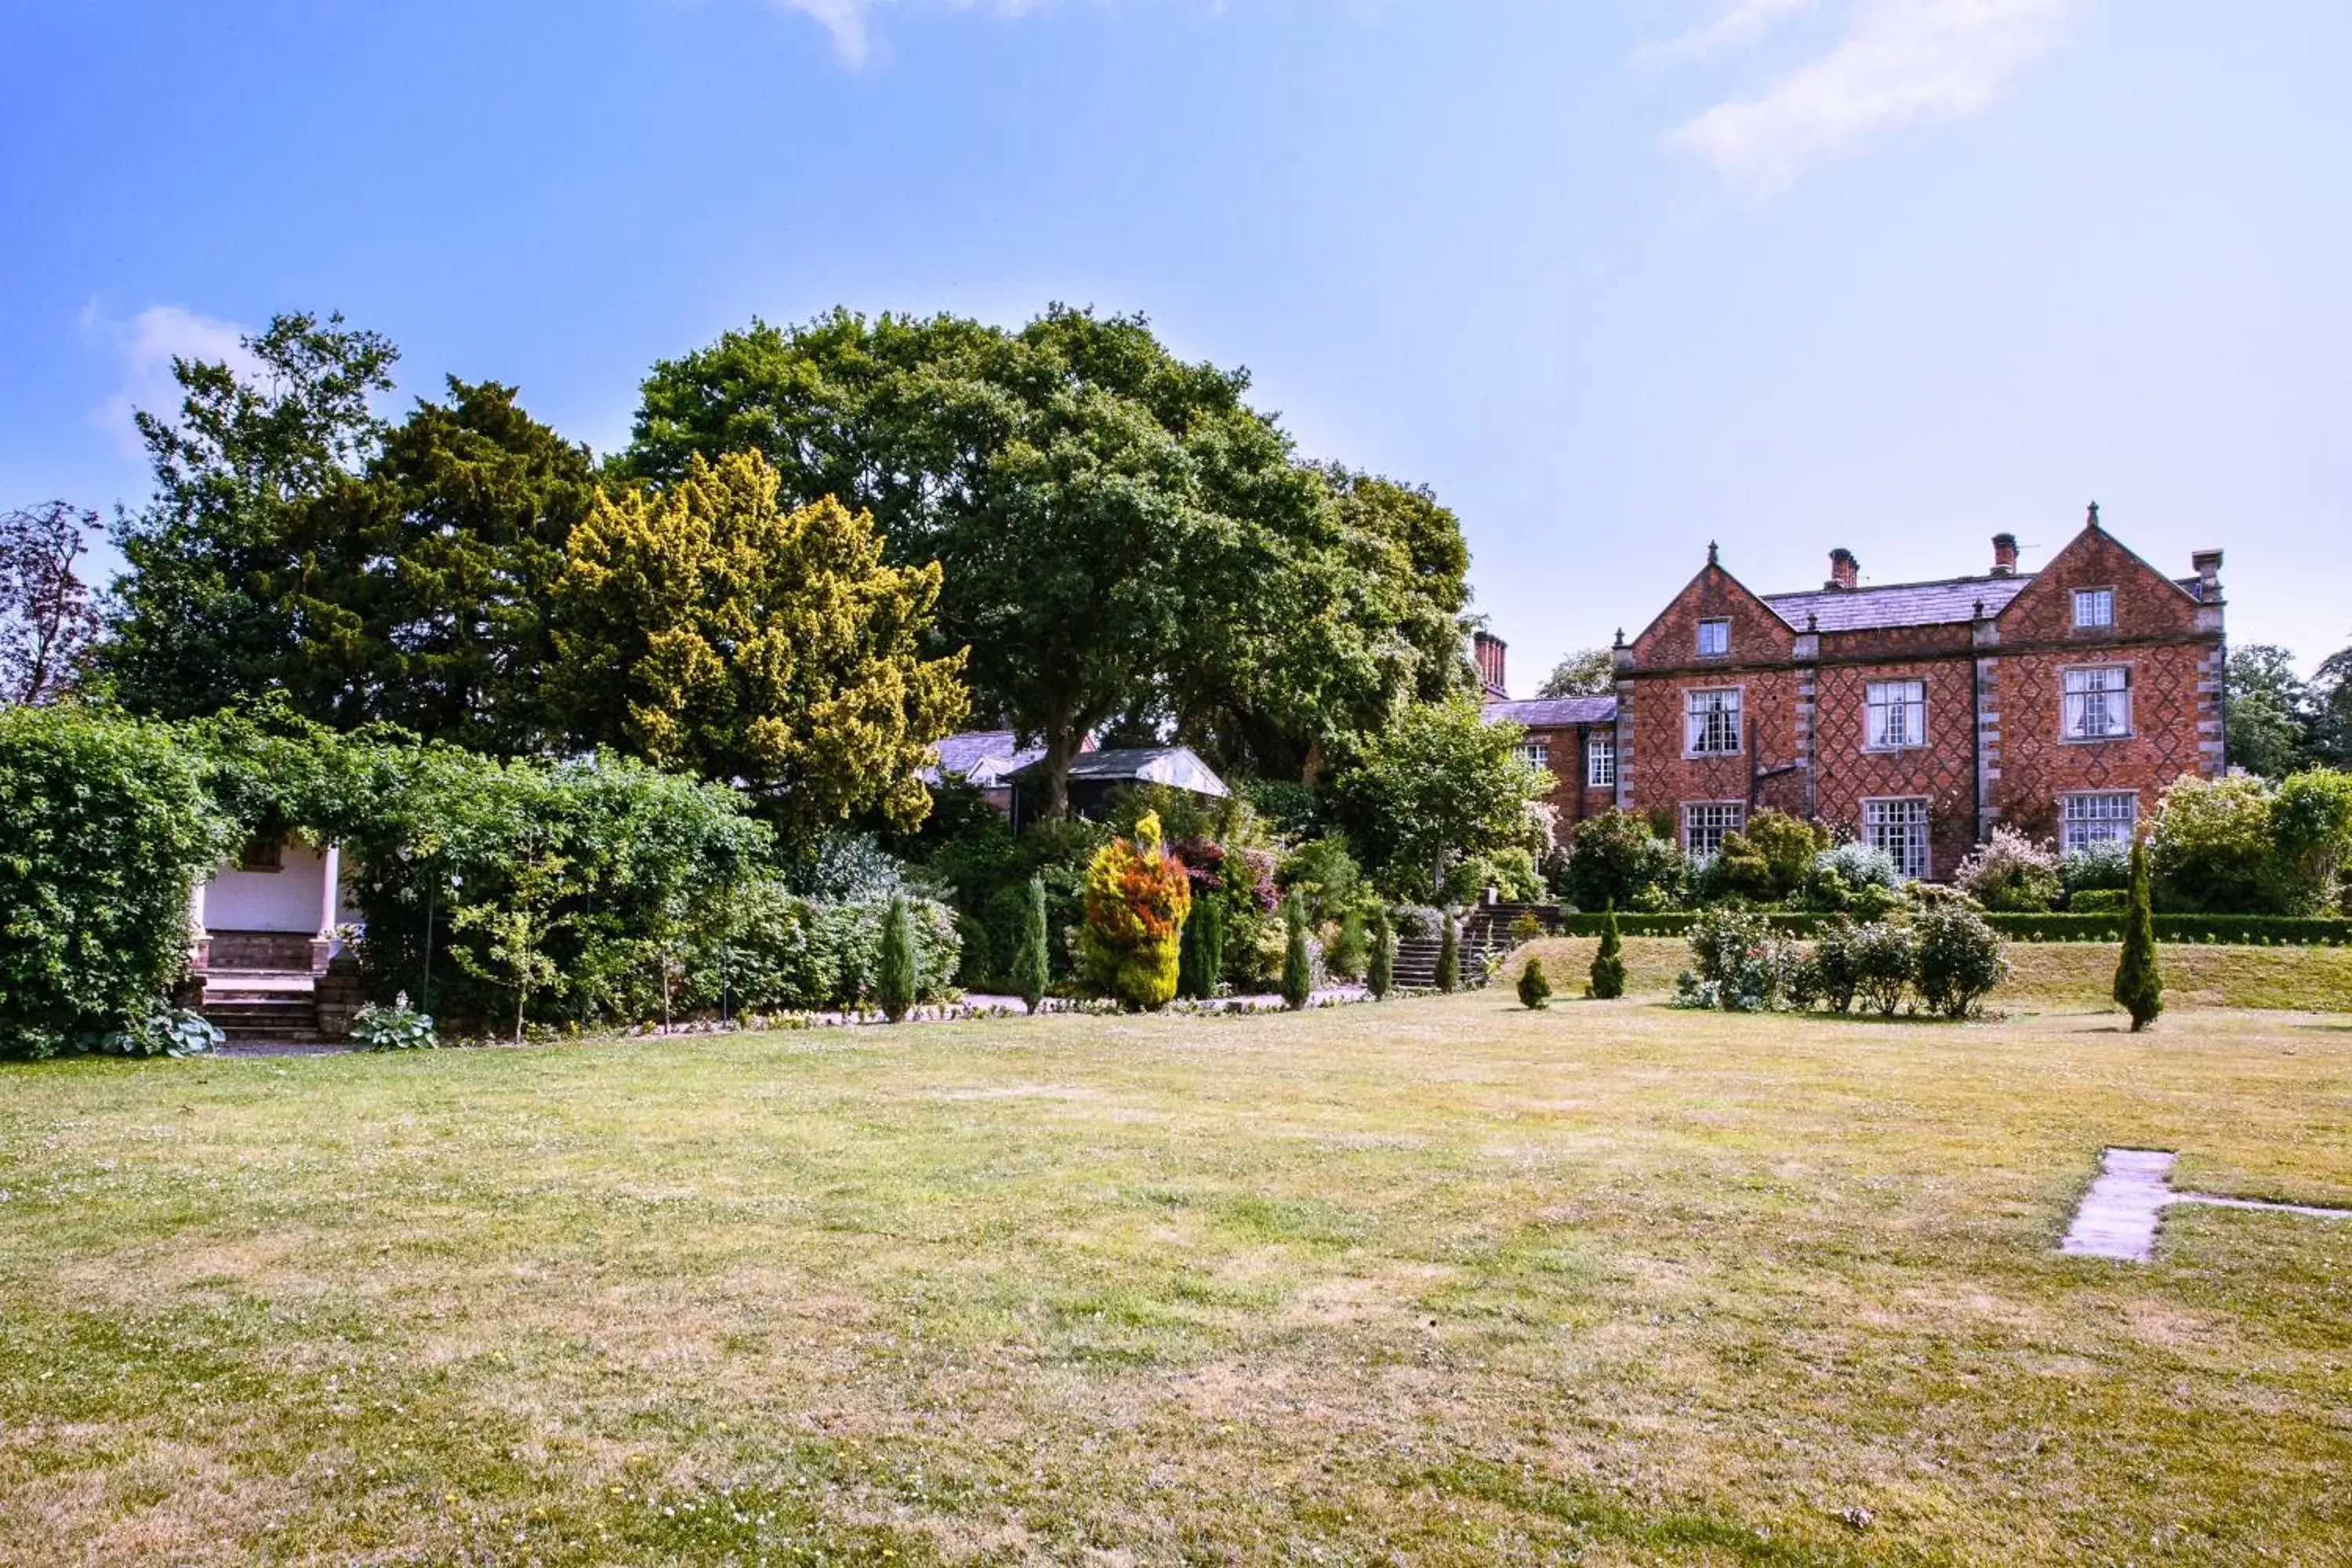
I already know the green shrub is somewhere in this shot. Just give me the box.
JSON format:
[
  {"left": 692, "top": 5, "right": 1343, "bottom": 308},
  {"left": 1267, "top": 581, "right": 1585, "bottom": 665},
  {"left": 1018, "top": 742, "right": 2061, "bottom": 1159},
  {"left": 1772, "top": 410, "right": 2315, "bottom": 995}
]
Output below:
[
  {"left": 1178, "top": 896, "right": 1225, "bottom": 1000},
  {"left": 1080, "top": 812, "right": 1190, "bottom": 1011},
  {"left": 877, "top": 891, "right": 917, "bottom": 1022},
  {"left": 1807, "top": 917, "right": 1863, "bottom": 1014},
  {"left": 0, "top": 707, "right": 233, "bottom": 1059},
  {"left": 2060, "top": 840, "right": 2132, "bottom": 898},
  {"left": 1276, "top": 837, "right": 1363, "bottom": 927},
  {"left": 1280, "top": 894, "right": 1313, "bottom": 1011},
  {"left": 1516, "top": 956, "right": 1552, "bottom": 1010},
  {"left": 696, "top": 883, "right": 960, "bottom": 1014},
  {"left": 1011, "top": 875, "right": 1051, "bottom": 1013},
  {"left": 2115, "top": 837, "right": 2164, "bottom": 1032},
  {"left": 1685, "top": 907, "right": 1793, "bottom": 1012},
  {"left": 1563, "top": 809, "right": 1686, "bottom": 913},
  {"left": 1367, "top": 911, "right": 1395, "bottom": 1000},
  {"left": 350, "top": 999, "right": 437, "bottom": 1051},
  {"left": 1436, "top": 911, "right": 1461, "bottom": 994},
  {"left": 1700, "top": 811, "right": 1828, "bottom": 904},
  {"left": 1328, "top": 909, "right": 1369, "bottom": 982},
  {"left": 1806, "top": 841, "right": 1900, "bottom": 912},
  {"left": 1914, "top": 908, "right": 2007, "bottom": 1018},
  {"left": 2067, "top": 888, "right": 2129, "bottom": 916},
  {"left": 1848, "top": 922, "right": 1918, "bottom": 1017},
  {"left": 1588, "top": 902, "right": 1626, "bottom": 1000}
]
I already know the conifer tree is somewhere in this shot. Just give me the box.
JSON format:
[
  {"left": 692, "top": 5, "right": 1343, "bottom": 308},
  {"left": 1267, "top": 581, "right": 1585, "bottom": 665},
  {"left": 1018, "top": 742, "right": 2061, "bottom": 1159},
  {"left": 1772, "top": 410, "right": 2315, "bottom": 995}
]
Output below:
[
  {"left": 1589, "top": 901, "right": 1627, "bottom": 1000},
  {"left": 1011, "top": 874, "right": 1051, "bottom": 1015},
  {"left": 1280, "top": 893, "right": 1314, "bottom": 1011},
  {"left": 1367, "top": 910, "right": 1394, "bottom": 1000},
  {"left": 877, "top": 891, "right": 916, "bottom": 1023},
  {"left": 1437, "top": 909, "right": 1461, "bottom": 994},
  {"left": 2114, "top": 835, "right": 2164, "bottom": 1032},
  {"left": 1516, "top": 956, "right": 1551, "bottom": 1010}
]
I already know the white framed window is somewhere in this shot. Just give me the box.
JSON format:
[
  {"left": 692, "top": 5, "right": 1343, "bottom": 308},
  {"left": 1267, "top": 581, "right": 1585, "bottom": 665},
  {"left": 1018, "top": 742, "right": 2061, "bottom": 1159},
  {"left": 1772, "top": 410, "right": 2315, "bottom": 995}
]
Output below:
[
  {"left": 1515, "top": 741, "right": 1551, "bottom": 769},
  {"left": 1697, "top": 618, "right": 1730, "bottom": 658},
  {"left": 2061, "top": 792, "right": 2139, "bottom": 854},
  {"left": 1683, "top": 802, "right": 1744, "bottom": 862},
  {"left": 1684, "top": 688, "right": 1742, "bottom": 755},
  {"left": 2062, "top": 666, "right": 2132, "bottom": 739},
  {"left": 1863, "top": 799, "right": 1932, "bottom": 881},
  {"left": 2073, "top": 587, "right": 2114, "bottom": 629},
  {"left": 1586, "top": 731, "right": 1617, "bottom": 789},
  {"left": 1865, "top": 680, "right": 1927, "bottom": 750}
]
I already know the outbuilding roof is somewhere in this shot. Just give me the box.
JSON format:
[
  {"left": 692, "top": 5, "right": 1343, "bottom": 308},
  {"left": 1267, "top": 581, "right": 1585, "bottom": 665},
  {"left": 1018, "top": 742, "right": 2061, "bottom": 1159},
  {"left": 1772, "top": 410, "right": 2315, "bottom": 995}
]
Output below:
[
  {"left": 921, "top": 729, "right": 1044, "bottom": 789},
  {"left": 1004, "top": 745, "right": 1232, "bottom": 799},
  {"left": 1762, "top": 573, "right": 2034, "bottom": 633}
]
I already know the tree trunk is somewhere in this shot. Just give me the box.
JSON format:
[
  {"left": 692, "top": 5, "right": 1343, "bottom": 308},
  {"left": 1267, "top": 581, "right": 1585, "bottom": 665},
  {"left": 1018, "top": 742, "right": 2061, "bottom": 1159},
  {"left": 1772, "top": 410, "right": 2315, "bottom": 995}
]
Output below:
[{"left": 1039, "top": 708, "right": 1081, "bottom": 821}]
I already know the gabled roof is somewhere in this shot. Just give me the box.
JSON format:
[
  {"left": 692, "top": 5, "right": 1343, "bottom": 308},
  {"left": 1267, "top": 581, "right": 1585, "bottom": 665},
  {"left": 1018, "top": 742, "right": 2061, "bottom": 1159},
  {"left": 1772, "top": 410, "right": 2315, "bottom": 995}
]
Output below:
[
  {"left": 1762, "top": 574, "right": 2034, "bottom": 633},
  {"left": 1011, "top": 746, "right": 1231, "bottom": 799},
  {"left": 1484, "top": 696, "right": 1617, "bottom": 728},
  {"left": 921, "top": 729, "right": 1044, "bottom": 789}
]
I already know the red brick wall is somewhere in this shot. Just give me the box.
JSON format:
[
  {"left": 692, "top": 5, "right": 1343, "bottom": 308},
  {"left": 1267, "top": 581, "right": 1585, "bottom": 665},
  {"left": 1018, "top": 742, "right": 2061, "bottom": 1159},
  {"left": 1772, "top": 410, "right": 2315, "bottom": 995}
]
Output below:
[
  {"left": 1989, "top": 641, "right": 2219, "bottom": 839},
  {"left": 1519, "top": 724, "right": 1613, "bottom": 832},
  {"left": 1809, "top": 657, "right": 1980, "bottom": 877}
]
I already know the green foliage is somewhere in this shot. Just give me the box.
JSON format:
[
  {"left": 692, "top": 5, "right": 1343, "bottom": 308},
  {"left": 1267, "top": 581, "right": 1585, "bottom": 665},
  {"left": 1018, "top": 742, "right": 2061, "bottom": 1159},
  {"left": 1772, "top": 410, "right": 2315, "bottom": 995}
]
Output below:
[
  {"left": 1805, "top": 918, "right": 1862, "bottom": 1014},
  {"left": 699, "top": 883, "right": 959, "bottom": 1015},
  {"left": 2060, "top": 840, "right": 2132, "bottom": 899},
  {"left": 1682, "top": 908, "right": 1796, "bottom": 1012},
  {"left": 1802, "top": 841, "right": 1901, "bottom": 912},
  {"left": 1536, "top": 648, "right": 1615, "bottom": 699},
  {"left": 1331, "top": 696, "right": 1552, "bottom": 902},
  {"left": 0, "top": 706, "right": 233, "bottom": 1058},
  {"left": 2114, "top": 837, "right": 2164, "bottom": 1031},
  {"left": 1954, "top": 826, "right": 2061, "bottom": 913},
  {"left": 627, "top": 308, "right": 1471, "bottom": 810},
  {"left": 877, "top": 892, "right": 917, "bottom": 1022},
  {"left": 1588, "top": 903, "right": 1626, "bottom": 1000},
  {"left": 1516, "top": 956, "right": 1552, "bottom": 1010},
  {"left": 2149, "top": 771, "right": 2352, "bottom": 916},
  {"left": 2225, "top": 644, "right": 2317, "bottom": 778},
  {"left": 1700, "top": 811, "right": 1828, "bottom": 904},
  {"left": 1328, "top": 909, "right": 1369, "bottom": 984},
  {"left": 1276, "top": 837, "right": 1364, "bottom": 927},
  {"left": 1237, "top": 778, "right": 1321, "bottom": 840},
  {"left": 350, "top": 999, "right": 437, "bottom": 1051},
  {"left": 1367, "top": 911, "right": 1395, "bottom": 1000},
  {"left": 1178, "top": 895, "right": 1225, "bottom": 1000},
  {"left": 2067, "top": 889, "right": 2129, "bottom": 916},
  {"left": 94, "top": 1004, "right": 223, "bottom": 1059},
  {"left": 1563, "top": 809, "right": 1686, "bottom": 913},
  {"left": 1080, "top": 814, "right": 1190, "bottom": 1011},
  {"left": 1914, "top": 909, "right": 2008, "bottom": 1018},
  {"left": 100, "top": 312, "right": 400, "bottom": 720},
  {"left": 1849, "top": 922, "right": 1919, "bottom": 1017},
  {"left": 550, "top": 450, "right": 968, "bottom": 849},
  {"left": 1436, "top": 910, "right": 1461, "bottom": 994},
  {"left": 1280, "top": 894, "right": 1313, "bottom": 1011}
]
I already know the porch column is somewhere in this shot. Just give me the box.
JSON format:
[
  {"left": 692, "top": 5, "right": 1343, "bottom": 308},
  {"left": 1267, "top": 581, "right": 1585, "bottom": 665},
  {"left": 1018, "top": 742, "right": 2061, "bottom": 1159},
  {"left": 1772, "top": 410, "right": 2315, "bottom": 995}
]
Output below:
[
  {"left": 183, "top": 873, "right": 212, "bottom": 1008},
  {"left": 310, "top": 841, "right": 343, "bottom": 975}
]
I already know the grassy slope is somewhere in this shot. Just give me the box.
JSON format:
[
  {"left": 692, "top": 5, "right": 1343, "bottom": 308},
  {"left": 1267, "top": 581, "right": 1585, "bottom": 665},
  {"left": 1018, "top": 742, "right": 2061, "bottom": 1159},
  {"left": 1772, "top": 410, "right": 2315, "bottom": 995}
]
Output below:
[{"left": 2, "top": 993, "right": 2349, "bottom": 1564}]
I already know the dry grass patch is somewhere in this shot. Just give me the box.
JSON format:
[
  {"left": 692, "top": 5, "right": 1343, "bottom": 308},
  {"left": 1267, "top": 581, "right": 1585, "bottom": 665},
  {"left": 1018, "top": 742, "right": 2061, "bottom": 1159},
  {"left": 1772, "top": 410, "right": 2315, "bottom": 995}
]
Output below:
[{"left": 2, "top": 992, "right": 2349, "bottom": 1563}]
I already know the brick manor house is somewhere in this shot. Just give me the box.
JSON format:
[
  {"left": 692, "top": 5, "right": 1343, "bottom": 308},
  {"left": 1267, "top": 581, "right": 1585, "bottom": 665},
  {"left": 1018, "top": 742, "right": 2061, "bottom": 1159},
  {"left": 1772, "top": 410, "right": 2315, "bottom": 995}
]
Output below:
[{"left": 1480, "top": 506, "right": 2227, "bottom": 881}]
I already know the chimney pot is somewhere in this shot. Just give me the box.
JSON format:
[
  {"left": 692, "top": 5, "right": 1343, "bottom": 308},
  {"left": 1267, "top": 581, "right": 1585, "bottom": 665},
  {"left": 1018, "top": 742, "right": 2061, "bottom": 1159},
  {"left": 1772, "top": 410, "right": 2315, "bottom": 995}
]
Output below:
[
  {"left": 1472, "top": 630, "right": 1508, "bottom": 699},
  {"left": 1826, "top": 548, "right": 1860, "bottom": 592},
  {"left": 1991, "top": 532, "right": 2019, "bottom": 577}
]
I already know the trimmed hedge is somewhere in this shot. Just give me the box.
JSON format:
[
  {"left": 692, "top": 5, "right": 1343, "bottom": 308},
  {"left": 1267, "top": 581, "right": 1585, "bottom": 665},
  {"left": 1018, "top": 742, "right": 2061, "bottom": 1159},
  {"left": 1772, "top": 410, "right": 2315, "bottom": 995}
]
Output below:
[{"left": 1554, "top": 908, "right": 2352, "bottom": 947}]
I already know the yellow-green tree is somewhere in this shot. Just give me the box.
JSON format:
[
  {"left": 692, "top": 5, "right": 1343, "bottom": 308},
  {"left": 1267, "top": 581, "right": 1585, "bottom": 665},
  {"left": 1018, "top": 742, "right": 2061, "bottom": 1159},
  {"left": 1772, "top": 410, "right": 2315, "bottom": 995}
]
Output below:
[
  {"left": 1080, "top": 811, "right": 1192, "bottom": 1011},
  {"left": 551, "top": 451, "right": 967, "bottom": 847}
]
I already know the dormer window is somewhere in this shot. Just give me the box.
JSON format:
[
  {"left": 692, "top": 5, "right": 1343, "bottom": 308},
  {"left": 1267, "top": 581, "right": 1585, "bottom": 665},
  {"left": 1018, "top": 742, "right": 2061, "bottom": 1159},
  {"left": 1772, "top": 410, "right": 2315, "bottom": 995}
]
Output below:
[
  {"left": 1697, "top": 619, "right": 1730, "bottom": 658},
  {"left": 2072, "top": 588, "right": 2114, "bottom": 630}
]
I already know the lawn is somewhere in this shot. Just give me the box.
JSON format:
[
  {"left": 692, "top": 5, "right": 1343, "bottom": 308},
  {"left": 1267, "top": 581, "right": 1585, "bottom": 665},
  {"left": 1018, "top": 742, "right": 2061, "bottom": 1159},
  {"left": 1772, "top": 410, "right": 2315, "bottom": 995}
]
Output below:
[{"left": 3, "top": 973, "right": 2349, "bottom": 1563}]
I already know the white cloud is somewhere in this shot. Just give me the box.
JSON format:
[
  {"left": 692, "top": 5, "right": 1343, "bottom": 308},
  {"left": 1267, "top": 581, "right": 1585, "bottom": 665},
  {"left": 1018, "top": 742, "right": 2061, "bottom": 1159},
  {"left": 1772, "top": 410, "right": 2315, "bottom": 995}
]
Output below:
[
  {"left": 78, "top": 303, "right": 256, "bottom": 459},
  {"left": 1653, "top": 0, "right": 1818, "bottom": 60},
  {"left": 758, "top": 0, "right": 1058, "bottom": 68},
  {"left": 1668, "top": 0, "right": 2087, "bottom": 199}
]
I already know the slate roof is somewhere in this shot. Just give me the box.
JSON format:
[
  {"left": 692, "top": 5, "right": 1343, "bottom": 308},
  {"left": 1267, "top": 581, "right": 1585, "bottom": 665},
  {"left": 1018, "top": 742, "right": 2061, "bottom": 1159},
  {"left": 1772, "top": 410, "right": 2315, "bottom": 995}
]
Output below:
[
  {"left": 921, "top": 730, "right": 1044, "bottom": 789},
  {"left": 1483, "top": 696, "right": 1618, "bottom": 728},
  {"left": 1762, "top": 573, "right": 2034, "bottom": 633}
]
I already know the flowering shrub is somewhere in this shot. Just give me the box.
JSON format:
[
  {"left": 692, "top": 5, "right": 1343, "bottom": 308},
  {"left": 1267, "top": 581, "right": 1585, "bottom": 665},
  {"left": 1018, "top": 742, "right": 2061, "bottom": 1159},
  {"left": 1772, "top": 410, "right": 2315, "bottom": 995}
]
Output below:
[
  {"left": 1848, "top": 922, "right": 1918, "bottom": 1016},
  {"left": 1683, "top": 907, "right": 1798, "bottom": 1012},
  {"left": 1954, "top": 827, "right": 2061, "bottom": 913},
  {"left": 1080, "top": 812, "right": 1193, "bottom": 1011},
  {"left": 1914, "top": 909, "right": 2008, "bottom": 1018},
  {"left": 2060, "top": 840, "right": 2132, "bottom": 899}
]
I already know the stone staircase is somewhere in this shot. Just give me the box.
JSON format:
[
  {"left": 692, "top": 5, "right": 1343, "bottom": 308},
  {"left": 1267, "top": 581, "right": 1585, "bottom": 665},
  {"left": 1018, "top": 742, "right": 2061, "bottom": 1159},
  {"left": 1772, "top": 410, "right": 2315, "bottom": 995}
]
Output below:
[
  {"left": 1392, "top": 902, "right": 1563, "bottom": 990},
  {"left": 199, "top": 971, "right": 326, "bottom": 1047}
]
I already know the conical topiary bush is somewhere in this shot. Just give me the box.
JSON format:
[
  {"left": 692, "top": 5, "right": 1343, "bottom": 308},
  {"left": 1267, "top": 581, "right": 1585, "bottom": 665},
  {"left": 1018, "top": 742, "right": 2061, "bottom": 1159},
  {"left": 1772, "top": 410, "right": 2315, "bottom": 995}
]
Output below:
[
  {"left": 2114, "top": 835, "right": 2163, "bottom": 1032},
  {"left": 1589, "top": 901, "right": 1627, "bottom": 1000}
]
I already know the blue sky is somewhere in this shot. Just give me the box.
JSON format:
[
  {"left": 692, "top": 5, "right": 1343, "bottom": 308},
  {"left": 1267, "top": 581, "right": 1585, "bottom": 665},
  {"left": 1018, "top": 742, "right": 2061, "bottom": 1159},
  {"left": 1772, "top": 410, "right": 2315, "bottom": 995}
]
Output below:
[{"left": 5, "top": 0, "right": 2347, "bottom": 688}]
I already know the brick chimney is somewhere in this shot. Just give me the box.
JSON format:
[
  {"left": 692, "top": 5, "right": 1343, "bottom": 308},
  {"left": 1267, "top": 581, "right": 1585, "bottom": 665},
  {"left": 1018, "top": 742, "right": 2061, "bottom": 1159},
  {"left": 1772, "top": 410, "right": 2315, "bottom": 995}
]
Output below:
[
  {"left": 1991, "top": 533, "right": 2019, "bottom": 577},
  {"left": 1826, "top": 548, "right": 1859, "bottom": 592},
  {"left": 1472, "top": 630, "right": 1508, "bottom": 699}
]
